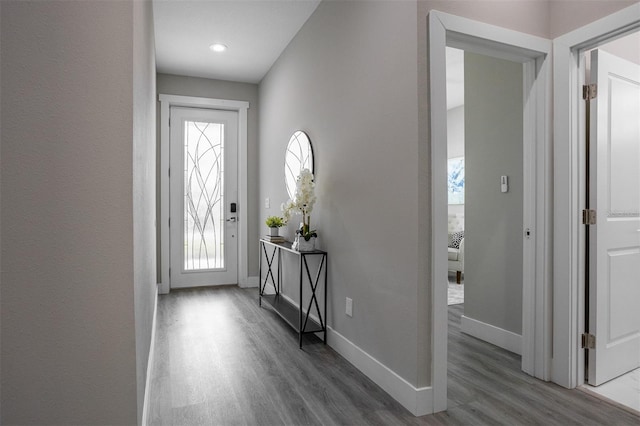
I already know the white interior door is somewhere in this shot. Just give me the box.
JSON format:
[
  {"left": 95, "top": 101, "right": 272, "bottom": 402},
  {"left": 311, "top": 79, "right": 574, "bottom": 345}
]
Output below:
[
  {"left": 588, "top": 49, "right": 640, "bottom": 386},
  {"left": 169, "top": 107, "right": 238, "bottom": 288}
]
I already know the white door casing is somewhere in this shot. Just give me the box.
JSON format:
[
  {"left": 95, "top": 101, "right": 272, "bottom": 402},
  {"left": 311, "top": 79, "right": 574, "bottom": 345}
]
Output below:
[
  {"left": 169, "top": 107, "right": 238, "bottom": 288},
  {"left": 552, "top": 3, "right": 640, "bottom": 389},
  {"left": 428, "top": 11, "right": 552, "bottom": 414},
  {"left": 158, "top": 94, "right": 249, "bottom": 294},
  {"left": 588, "top": 49, "right": 640, "bottom": 386}
]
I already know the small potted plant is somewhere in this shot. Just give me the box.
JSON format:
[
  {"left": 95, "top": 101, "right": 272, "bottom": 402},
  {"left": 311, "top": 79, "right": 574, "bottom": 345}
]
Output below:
[{"left": 265, "top": 216, "right": 285, "bottom": 237}]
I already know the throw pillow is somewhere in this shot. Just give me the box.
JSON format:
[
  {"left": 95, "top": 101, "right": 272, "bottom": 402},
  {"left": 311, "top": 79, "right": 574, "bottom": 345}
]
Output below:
[{"left": 448, "top": 231, "right": 464, "bottom": 249}]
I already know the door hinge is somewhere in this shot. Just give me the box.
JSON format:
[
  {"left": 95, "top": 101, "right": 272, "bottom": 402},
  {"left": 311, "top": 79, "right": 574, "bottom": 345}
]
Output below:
[
  {"left": 168, "top": 217, "right": 171, "bottom": 227},
  {"left": 583, "top": 84, "right": 597, "bottom": 100},
  {"left": 581, "top": 333, "right": 596, "bottom": 349},
  {"left": 168, "top": 117, "right": 171, "bottom": 127},
  {"left": 168, "top": 168, "right": 171, "bottom": 178},
  {"left": 169, "top": 267, "right": 171, "bottom": 278},
  {"left": 582, "top": 209, "right": 597, "bottom": 225}
]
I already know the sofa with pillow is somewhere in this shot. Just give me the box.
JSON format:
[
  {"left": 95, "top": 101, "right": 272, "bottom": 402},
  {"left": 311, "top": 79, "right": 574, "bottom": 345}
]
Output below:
[{"left": 448, "top": 213, "right": 464, "bottom": 284}]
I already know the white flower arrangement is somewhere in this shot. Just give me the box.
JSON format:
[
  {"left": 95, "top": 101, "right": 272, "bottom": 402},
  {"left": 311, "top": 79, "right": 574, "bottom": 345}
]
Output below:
[{"left": 281, "top": 168, "right": 317, "bottom": 241}]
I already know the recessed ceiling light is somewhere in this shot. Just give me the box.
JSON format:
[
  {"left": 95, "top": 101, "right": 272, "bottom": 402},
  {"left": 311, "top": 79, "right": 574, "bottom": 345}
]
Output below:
[{"left": 209, "top": 43, "right": 227, "bottom": 53}]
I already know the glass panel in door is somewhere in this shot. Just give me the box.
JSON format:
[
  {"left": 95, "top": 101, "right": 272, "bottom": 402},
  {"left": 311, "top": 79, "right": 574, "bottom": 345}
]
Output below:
[
  {"left": 170, "top": 107, "right": 238, "bottom": 288},
  {"left": 183, "top": 120, "right": 225, "bottom": 270}
]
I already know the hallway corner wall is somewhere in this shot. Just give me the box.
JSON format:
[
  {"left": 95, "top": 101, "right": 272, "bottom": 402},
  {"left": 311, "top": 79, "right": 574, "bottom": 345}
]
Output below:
[
  {"left": 133, "top": 0, "right": 158, "bottom": 423},
  {"left": 258, "top": 0, "right": 422, "bottom": 387},
  {"left": 1, "top": 1, "right": 152, "bottom": 423}
]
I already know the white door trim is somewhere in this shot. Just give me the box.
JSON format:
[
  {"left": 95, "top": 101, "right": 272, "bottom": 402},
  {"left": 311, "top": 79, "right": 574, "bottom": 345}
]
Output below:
[
  {"left": 428, "top": 10, "right": 552, "bottom": 412},
  {"left": 158, "top": 94, "right": 250, "bottom": 294},
  {"left": 552, "top": 3, "right": 640, "bottom": 389}
]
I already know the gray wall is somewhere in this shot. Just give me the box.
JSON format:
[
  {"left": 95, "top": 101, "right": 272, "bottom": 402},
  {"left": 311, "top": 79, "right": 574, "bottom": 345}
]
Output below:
[
  {"left": 549, "top": 0, "right": 639, "bottom": 38},
  {"left": 156, "top": 74, "right": 260, "bottom": 279},
  {"left": 256, "top": 0, "right": 638, "bottom": 391},
  {"left": 1, "top": 1, "right": 155, "bottom": 423},
  {"left": 447, "top": 106, "right": 465, "bottom": 159},
  {"left": 133, "top": 0, "right": 157, "bottom": 424},
  {"left": 464, "top": 52, "right": 523, "bottom": 335},
  {"left": 259, "top": 0, "right": 422, "bottom": 384},
  {"left": 600, "top": 31, "right": 640, "bottom": 65}
]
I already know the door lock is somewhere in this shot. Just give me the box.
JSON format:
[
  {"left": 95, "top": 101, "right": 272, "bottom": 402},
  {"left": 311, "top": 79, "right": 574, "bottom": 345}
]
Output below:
[{"left": 226, "top": 217, "right": 237, "bottom": 222}]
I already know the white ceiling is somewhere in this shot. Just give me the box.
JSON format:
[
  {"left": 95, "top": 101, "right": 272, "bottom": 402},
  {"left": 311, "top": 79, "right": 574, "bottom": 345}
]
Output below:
[
  {"left": 153, "top": 0, "right": 466, "bottom": 100},
  {"left": 153, "top": 0, "right": 321, "bottom": 84}
]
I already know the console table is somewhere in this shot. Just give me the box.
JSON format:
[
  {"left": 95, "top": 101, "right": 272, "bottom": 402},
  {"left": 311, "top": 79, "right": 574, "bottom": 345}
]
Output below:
[{"left": 258, "top": 239, "right": 327, "bottom": 348}]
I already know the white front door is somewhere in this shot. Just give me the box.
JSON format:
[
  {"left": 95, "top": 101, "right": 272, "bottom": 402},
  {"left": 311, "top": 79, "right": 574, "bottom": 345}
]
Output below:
[
  {"left": 588, "top": 49, "right": 640, "bottom": 386},
  {"left": 169, "top": 107, "right": 238, "bottom": 288}
]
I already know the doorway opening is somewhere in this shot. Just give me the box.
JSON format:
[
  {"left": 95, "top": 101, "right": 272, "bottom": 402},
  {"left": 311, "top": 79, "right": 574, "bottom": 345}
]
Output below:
[
  {"left": 580, "top": 30, "right": 640, "bottom": 415},
  {"left": 446, "top": 47, "right": 465, "bottom": 305},
  {"left": 158, "top": 94, "right": 250, "bottom": 294},
  {"left": 428, "top": 11, "right": 552, "bottom": 412},
  {"left": 551, "top": 4, "right": 640, "bottom": 410},
  {"left": 445, "top": 44, "right": 526, "bottom": 350}
]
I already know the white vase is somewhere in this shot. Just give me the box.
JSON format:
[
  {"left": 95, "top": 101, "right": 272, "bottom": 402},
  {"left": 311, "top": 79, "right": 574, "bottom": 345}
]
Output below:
[
  {"left": 270, "top": 227, "right": 280, "bottom": 237},
  {"left": 294, "top": 235, "right": 316, "bottom": 252}
]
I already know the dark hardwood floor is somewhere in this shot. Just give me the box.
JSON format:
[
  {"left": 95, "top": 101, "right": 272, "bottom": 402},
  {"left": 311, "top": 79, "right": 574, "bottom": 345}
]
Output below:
[{"left": 148, "top": 286, "right": 639, "bottom": 425}]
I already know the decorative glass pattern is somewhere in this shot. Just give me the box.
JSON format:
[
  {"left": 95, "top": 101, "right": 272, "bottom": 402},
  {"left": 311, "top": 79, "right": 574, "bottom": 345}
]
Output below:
[{"left": 184, "top": 120, "right": 225, "bottom": 270}]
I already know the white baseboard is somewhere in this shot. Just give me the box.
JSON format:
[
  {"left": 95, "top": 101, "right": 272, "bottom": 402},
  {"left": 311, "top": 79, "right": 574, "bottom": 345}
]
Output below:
[
  {"left": 327, "top": 327, "right": 433, "bottom": 416},
  {"left": 141, "top": 288, "right": 159, "bottom": 426},
  {"left": 239, "top": 275, "right": 259, "bottom": 288},
  {"left": 461, "top": 315, "right": 522, "bottom": 355},
  {"left": 258, "top": 284, "right": 433, "bottom": 416},
  {"left": 258, "top": 287, "right": 433, "bottom": 416}
]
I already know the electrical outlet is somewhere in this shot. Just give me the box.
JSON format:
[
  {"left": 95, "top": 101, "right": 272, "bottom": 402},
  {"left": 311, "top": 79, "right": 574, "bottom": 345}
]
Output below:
[
  {"left": 265, "top": 197, "right": 270, "bottom": 209},
  {"left": 346, "top": 297, "right": 353, "bottom": 317}
]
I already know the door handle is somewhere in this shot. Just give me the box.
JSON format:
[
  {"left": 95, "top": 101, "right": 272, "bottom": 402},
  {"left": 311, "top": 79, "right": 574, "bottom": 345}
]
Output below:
[{"left": 226, "top": 217, "right": 237, "bottom": 222}]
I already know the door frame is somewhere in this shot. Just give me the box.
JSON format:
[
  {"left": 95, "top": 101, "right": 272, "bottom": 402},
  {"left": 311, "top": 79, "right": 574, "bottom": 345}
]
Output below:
[
  {"left": 158, "top": 94, "right": 250, "bottom": 294},
  {"left": 428, "top": 11, "right": 552, "bottom": 412},
  {"left": 552, "top": 3, "right": 640, "bottom": 389}
]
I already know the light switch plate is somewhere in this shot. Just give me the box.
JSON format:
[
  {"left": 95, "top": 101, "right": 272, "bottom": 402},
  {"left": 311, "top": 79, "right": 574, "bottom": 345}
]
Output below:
[
  {"left": 265, "top": 197, "right": 270, "bottom": 208},
  {"left": 346, "top": 297, "right": 353, "bottom": 317},
  {"left": 501, "top": 176, "right": 508, "bottom": 193}
]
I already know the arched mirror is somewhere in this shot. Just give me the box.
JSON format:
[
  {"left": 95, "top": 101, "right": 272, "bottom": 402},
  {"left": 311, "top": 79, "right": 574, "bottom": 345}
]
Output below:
[{"left": 284, "top": 130, "right": 314, "bottom": 199}]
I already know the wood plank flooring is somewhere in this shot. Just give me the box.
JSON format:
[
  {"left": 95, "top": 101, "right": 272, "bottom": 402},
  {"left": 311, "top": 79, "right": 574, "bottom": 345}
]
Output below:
[{"left": 147, "top": 286, "right": 640, "bottom": 425}]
